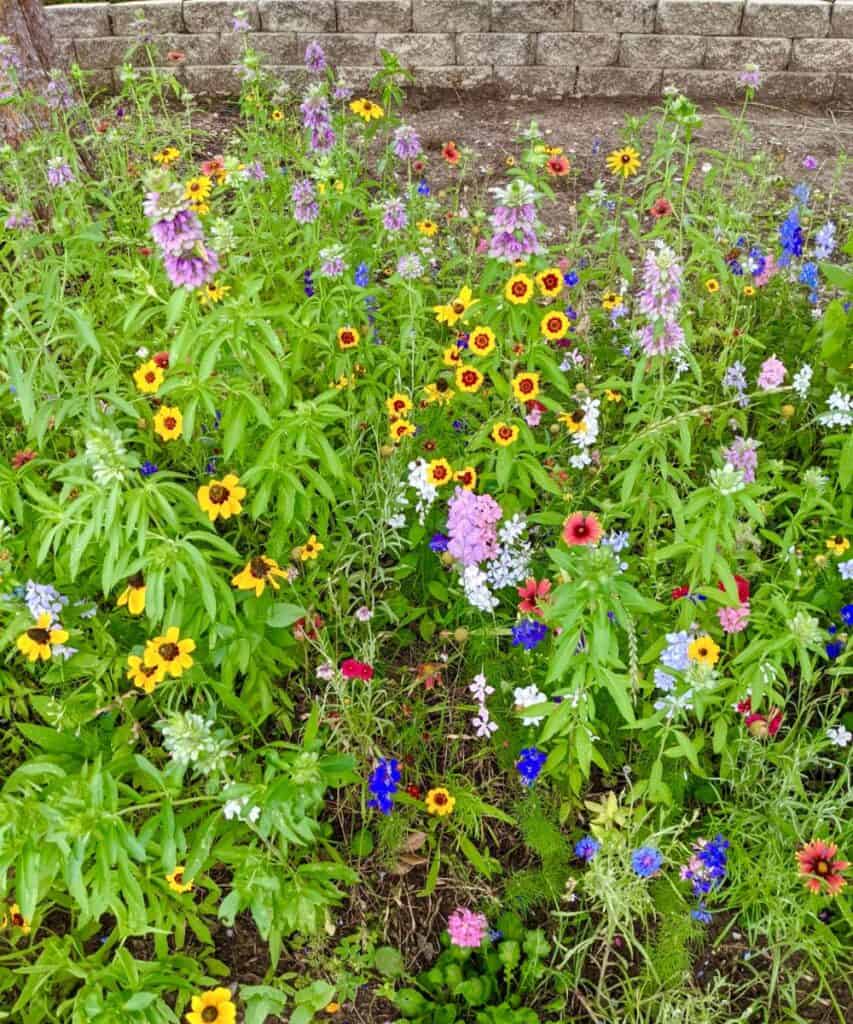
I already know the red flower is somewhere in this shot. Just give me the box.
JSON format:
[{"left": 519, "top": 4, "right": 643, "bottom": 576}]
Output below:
[
  {"left": 442, "top": 141, "right": 460, "bottom": 165},
  {"left": 718, "top": 575, "right": 750, "bottom": 604},
  {"left": 671, "top": 585, "right": 690, "bottom": 600},
  {"left": 744, "top": 706, "right": 783, "bottom": 739},
  {"left": 11, "top": 449, "right": 36, "bottom": 470},
  {"left": 152, "top": 351, "right": 170, "bottom": 369},
  {"left": 406, "top": 784, "right": 422, "bottom": 799},
  {"left": 562, "top": 513, "right": 603, "bottom": 547},
  {"left": 138, "top": 245, "right": 153, "bottom": 257},
  {"left": 517, "top": 577, "right": 551, "bottom": 616},
  {"left": 649, "top": 197, "right": 673, "bottom": 218},
  {"left": 545, "top": 154, "right": 570, "bottom": 177},
  {"left": 412, "top": 159, "right": 425, "bottom": 174},
  {"left": 796, "top": 839, "right": 848, "bottom": 895},
  {"left": 341, "top": 658, "right": 374, "bottom": 681}
]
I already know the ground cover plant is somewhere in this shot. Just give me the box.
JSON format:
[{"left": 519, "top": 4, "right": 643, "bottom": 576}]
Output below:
[{"left": 0, "top": 20, "right": 851, "bottom": 1024}]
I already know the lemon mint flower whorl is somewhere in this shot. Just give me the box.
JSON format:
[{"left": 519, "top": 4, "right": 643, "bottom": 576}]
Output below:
[
  {"left": 488, "top": 179, "right": 542, "bottom": 262},
  {"left": 143, "top": 169, "right": 220, "bottom": 290}
]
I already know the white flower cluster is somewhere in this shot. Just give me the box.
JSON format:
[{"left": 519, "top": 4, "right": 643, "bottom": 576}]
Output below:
[
  {"left": 485, "top": 518, "right": 532, "bottom": 590},
  {"left": 470, "top": 672, "right": 498, "bottom": 738},
  {"left": 791, "top": 363, "right": 812, "bottom": 399},
  {"left": 461, "top": 564, "right": 499, "bottom": 612},
  {"left": 817, "top": 389, "right": 852, "bottom": 429},
  {"left": 568, "top": 397, "right": 600, "bottom": 469},
  {"left": 513, "top": 683, "right": 547, "bottom": 726},
  {"left": 710, "top": 463, "right": 746, "bottom": 495},
  {"left": 223, "top": 794, "right": 262, "bottom": 824},
  {"left": 405, "top": 458, "right": 438, "bottom": 524}
]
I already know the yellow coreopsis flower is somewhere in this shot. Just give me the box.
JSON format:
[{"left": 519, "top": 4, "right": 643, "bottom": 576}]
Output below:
[
  {"left": 186, "top": 987, "right": 236, "bottom": 1024},
  {"left": 425, "top": 787, "right": 455, "bottom": 817},
  {"left": 133, "top": 360, "right": 164, "bottom": 394},
  {"left": 491, "top": 422, "right": 519, "bottom": 446},
  {"left": 456, "top": 365, "right": 484, "bottom": 394},
  {"left": 153, "top": 405, "right": 183, "bottom": 442},
  {"left": 117, "top": 572, "right": 146, "bottom": 615},
  {"left": 3, "top": 903, "right": 30, "bottom": 935},
  {"left": 126, "top": 654, "right": 165, "bottom": 694},
  {"left": 166, "top": 866, "right": 194, "bottom": 894},
  {"left": 231, "top": 556, "right": 287, "bottom": 597},
  {"left": 386, "top": 393, "right": 413, "bottom": 418},
  {"left": 298, "top": 535, "right": 324, "bottom": 561},
  {"left": 433, "top": 285, "right": 477, "bottom": 326},
  {"left": 454, "top": 466, "right": 477, "bottom": 491},
  {"left": 468, "top": 326, "right": 496, "bottom": 357},
  {"left": 337, "top": 326, "right": 360, "bottom": 350},
  {"left": 605, "top": 146, "right": 641, "bottom": 178},
  {"left": 16, "top": 612, "right": 69, "bottom": 662},
  {"left": 504, "top": 273, "right": 533, "bottom": 305},
  {"left": 423, "top": 381, "right": 454, "bottom": 405},
  {"left": 144, "top": 626, "right": 196, "bottom": 678},
  {"left": 197, "top": 474, "right": 246, "bottom": 522},
  {"left": 426, "top": 458, "right": 453, "bottom": 487},
  {"left": 390, "top": 419, "right": 416, "bottom": 442},
  {"left": 601, "top": 291, "right": 623, "bottom": 311},
  {"left": 535, "top": 267, "right": 564, "bottom": 298},
  {"left": 541, "top": 311, "right": 569, "bottom": 340}
]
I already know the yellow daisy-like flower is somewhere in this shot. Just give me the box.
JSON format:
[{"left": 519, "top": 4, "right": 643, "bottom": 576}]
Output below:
[
  {"left": 337, "top": 326, "right": 360, "bottom": 351},
  {"left": 390, "top": 419, "right": 416, "bottom": 442},
  {"left": 133, "top": 360, "right": 164, "bottom": 395},
  {"left": 492, "top": 422, "right": 519, "bottom": 447},
  {"left": 454, "top": 466, "right": 477, "bottom": 491},
  {"left": 16, "top": 612, "right": 69, "bottom": 662},
  {"left": 417, "top": 219, "right": 438, "bottom": 237},
  {"left": 826, "top": 535, "right": 850, "bottom": 556},
  {"left": 687, "top": 635, "right": 720, "bottom": 668},
  {"left": 144, "top": 626, "right": 196, "bottom": 678},
  {"left": 231, "top": 556, "right": 288, "bottom": 597},
  {"left": 184, "top": 175, "right": 212, "bottom": 204},
  {"left": 386, "top": 393, "right": 412, "bottom": 418},
  {"left": 166, "top": 866, "right": 194, "bottom": 894},
  {"left": 199, "top": 280, "right": 230, "bottom": 305},
  {"left": 4, "top": 904, "right": 30, "bottom": 935},
  {"left": 605, "top": 146, "right": 641, "bottom": 178},
  {"left": 604, "top": 389, "right": 622, "bottom": 402},
  {"left": 442, "top": 345, "right": 463, "bottom": 368},
  {"left": 153, "top": 146, "right": 180, "bottom": 166},
  {"left": 153, "top": 405, "right": 183, "bottom": 442},
  {"left": 425, "top": 787, "right": 455, "bottom": 817},
  {"left": 426, "top": 458, "right": 453, "bottom": 487},
  {"left": 117, "top": 572, "right": 146, "bottom": 616},
  {"left": 559, "top": 409, "right": 588, "bottom": 434},
  {"left": 705, "top": 278, "right": 720, "bottom": 294},
  {"left": 455, "top": 365, "right": 484, "bottom": 394},
  {"left": 126, "top": 654, "right": 165, "bottom": 694},
  {"left": 271, "top": 109, "right": 284, "bottom": 122},
  {"left": 541, "top": 311, "right": 569, "bottom": 340},
  {"left": 186, "top": 988, "right": 236, "bottom": 1024},
  {"left": 197, "top": 474, "right": 246, "bottom": 522},
  {"left": 298, "top": 535, "right": 324, "bottom": 561},
  {"left": 504, "top": 273, "right": 533, "bottom": 305},
  {"left": 742, "top": 285, "right": 755, "bottom": 297},
  {"left": 423, "top": 381, "right": 454, "bottom": 405},
  {"left": 535, "top": 267, "right": 564, "bottom": 298},
  {"left": 433, "top": 285, "right": 477, "bottom": 326},
  {"left": 349, "top": 97, "right": 384, "bottom": 121},
  {"left": 511, "top": 371, "right": 540, "bottom": 402},
  {"left": 601, "top": 291, "right": 623, "bottom": 311},
  {"left": 468, "top": 326, "right": 496, "bottom": 358}
]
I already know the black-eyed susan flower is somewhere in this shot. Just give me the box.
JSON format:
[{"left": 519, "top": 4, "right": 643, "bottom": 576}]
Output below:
[
  {"left": 153, "top": 146, "right": 180, "bottom": 166},
  {"left": 705, "top": 278, "right": 720, "bottom": 294},
  {"left": 390, "top": 419, "right": 416, "bottom": 442},
  {"left": 512, "top": 371, "right": 540, "bottom": 402},
  {"left": 535, "top": 267, "right": 563, "bottom": 298},
  {"left": 423, "top": 380, "right": 454, "bottom": 405},
  {"left": 197, "top": 474, "right": 246, "bottom": 522},
  {"left": 271, "top": 109, "right": 284, "bottom": 122},
  {"left": 298, "top": 535, "right": 323, "bottom": 561},
  {"left": 153, "top": 405, "right": 182, "bottom": 442},
  {"left": 560, "top": 409, "right": 588, "bottom": 434},
  {"left": 133, "top": 359, "right": 164, "bottom": 394},
  {"left": 337, "top": 326, "right": 360, "bottom": 350},
  {"left": 601, "top": 291, "right": 622, "bottom": 311},
  {"left": 184, "top": 175, "right": 212, "bottom": 205},
  {"left": 742, "top": 284, "right": 755, "bottom": 297},
  {"left": 144, "top": 627, "right": 195, "bottom": 678},
  {"left": 2, "top": 904, "right": 30, "bottom": 935},
  {"left": 492, "top": 422, "right": 519, "bottom": 447},
  {"left": 443, "top": 345, "right": 463, "bottom": 367},
  {"left": 455, "top": 466, "right": 477, "bottom": 491},
  {"left": 16, "top": 612, "right": 69, "bottom": 662},
  {"left": 433, "top": 285, "right": 477, "bottom": 326},
  {"left": 117, "top": 572, "right": 146, "bottom": 616},
  {"left": 541, "top": 311, "right": 569, "bottom": 340},
  {"left": 186, "top": 987, "right": 236, "bottom": 1024},
  {"left": 426, "top": 458, "right": 453, "bottom": 487},
  {"left": 469, "top": 326, "right": 496, "bottom": 357},
  {"left": 126, "top": 654, "right": 165, "bottom": 694},
  {"left": 231, "top": 556, "right": 287, "bottom": 597},
  {"left": 504, "top": 273, "right": 533, "bottom": 305},
  {"left": 687, "top": 635, "right": 720, "bottom": 668},
  {"left": 826, "top": 535, "right": 849, "bottom": 556},
  {"left": 604, "top": 389, "right": 622, "bottom": 403},
  {"left": 425, "top": 787, "right": 455, "bottom": 816},
  {"left": 199, "top": 280, "right": 230, "bottom": 304},
  {"left": 386, "top": 393, "right": 412, "bottom": 418},
  {"left": 349, "top": 97, "right": 384, "bottom": 121},
  {"left": 166, "top": 866, "right": 194, "bottom": 894},
  {"left": 417, "top": 219, "right": 438, "bottom": 237},
  {"left": 606, "top": 146, "right": 641, "bottom": 178},
  {"left": 455, "top": 365, "right": 484, "bottom": 394}
]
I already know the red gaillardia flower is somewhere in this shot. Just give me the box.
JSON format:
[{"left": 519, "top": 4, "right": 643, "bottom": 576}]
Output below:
[
  {"left": 545, "top": 154, "right": 570, "bottom": 177},
  {"left": 649, "top": 197, "right": 673, "bottom": 219},
  {"left": 562, "top": 513, "right": 603, "bottom": 547},
  {"left": 795, "top": 840, "right": 848, "bottom": 895},
  {"left": 442, "top": 141, "right": 460, "bottom": 165}
]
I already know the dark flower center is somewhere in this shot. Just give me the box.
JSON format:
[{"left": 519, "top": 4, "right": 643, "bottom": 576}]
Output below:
[
  {"left": 834, "top": 535, "right": 844, "bottom": 544},
  {"left": 141, "top": 664, "right": 158, "bottom": 678},
  {"left": 512, "top": 282, "right": 526, "bottom": 296},
  {"left": 27, "top": 628, "right": 51, "bottom": 644},
  {"left": 202, "top": 1008, "right": 219, "bottom": 1023},
  {"left": 499, "top": 427, "right": 512, "bottom": 439},
  {"left": 451, "top": 301, "right": 465, "bottom": 314},
  {"left": 571, "top": 410, "right": 585, "bottom": 423},
  {"left": 209, "top": 484, "right": 229, "bottom": 504},
  {"left": 433, "top": 792, "right": 447, "bottom": 805},
  {"left": 11, "top": 912, "right": 24, "bottom": 926},
  {"left": 129, "top": 571, "right": 145, "bottom": 589},
  {"left": 575, "top": 523, "right": 588, "bottom": 536},
  {"left": 250, "top": 557, "right": 270, "bottom": 579},
  {"left": 145, "top": 372, "right": 156, "bottom": 382},
  {"left": 164, "top": 416, "right": 177, "bottom": 430},
  {"left": 816, "top": 859, "right": 830, "bottom": 875},
  {"left": 621, "top": 153, "right": 631, "bottom": 164},
  {"left": 519, "top": 379, "right": 533, "bottom": 393},
  {"left": 173, "top": 871, "right": 184, "bottom": 884},
  {"left": 158, "top": 642, "right": 180, "bottom": 661},
  {"left": 436, "top": 380, "right": 449, "bottom": 392}
]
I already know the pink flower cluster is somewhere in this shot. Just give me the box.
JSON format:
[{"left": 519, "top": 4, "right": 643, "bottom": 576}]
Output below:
[
  {"left": 447, "top": 907, "right": 488, "bottom": 948},
  {"left": 447, "top": 487, "right": 502, "bottom": 566},
  {"left": 757, "top": 354, "right": 786, "bottom": 391}
]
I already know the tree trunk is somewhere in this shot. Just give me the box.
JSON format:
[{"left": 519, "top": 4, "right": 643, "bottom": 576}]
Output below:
[{"left": 0, "top": 0, "right": 58, "bottom": 144}]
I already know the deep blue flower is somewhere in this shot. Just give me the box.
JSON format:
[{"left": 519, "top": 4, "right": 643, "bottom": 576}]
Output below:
[
  {"left": 631, "top": 846, "right": 663, "bottom": 878},
  {"left": 565, "top": 305, "right": 578, "bottom": 320},
  {"left": 355, "top": 262, "right": 370, "bottom": 287},
  {"left": 840, "top": 604, "right": 853, "bottom": 627},
  {"left": 691, "top": 902, "right": 712, "bottom": 924},
  {"left": 429, "top": 533, "right": 449, "bottom": 553},
  {"left": 452, "top": 419, "right": 469, "bottom": 433},
  {"left": 456, "top": 333, "right": 470, "bottom": 349},
  {"left": 511, "top": 618, "right": 548, "bottom": 650},
  {"left": 778, "top": 207, "right": 803, "bottom": 266},
  {"left": 367, "top": 757, "right": 400, "bottom": 815},
  {"left": 574, "top": 835, "right": 601, "bottom": 862},
  {"left": 205, "top": 458, "right": 217, "bottom": 475},
  {"left": 139, "top": 461, "right": 158, "bottom": 477},
  {"left": 799, "top": 261, "right": 819, "bottom": 291},
  {"left": 303, "top": 268, "right": 314, "bottom": 296},
  {"left": 747, "top": 246, "right": 766, "bottom": 277},
  {"left": 516, "top": 747, "right": 547, "bottom": 787},
  {"left": 826, "top": 640, "right": 844, "bottom": 660},
  {"left": 564, "top": 271, "right": 579, "bottom": 287},
  {"left": 417, "top": 178, "right": 430, "bottom": 196}
]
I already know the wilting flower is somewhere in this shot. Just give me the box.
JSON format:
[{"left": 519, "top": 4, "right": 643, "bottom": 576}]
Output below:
[
  {"left": 166, "top": 866, "right": 193, "bottom": 894},
  {"left": 447, "top": 907, "right": 488, "bottom": 948},
  {"left": 144, "top": 626, "right": 195, "bottom": 678},
  {"left": 117, "top": 572, "right": 146, "bottom": 615},
  {"left": 425, "top": 787, "right": 455, "bottom": 816},
  {"left": 197, "top": 474, "right": 246, "bottom": 522},
  {"left": 796, "top": 840, "right": 848, "bottom": 895},
  {"left": 186, "top": 988, "right": 236, "bottom": 1024},
  {"left": 231, "top": 556, "right": 287, "bottom": 596},
  {"left": 16, "top": 612, "right": 69, "bottom": 662},
  {"left": 2, "top": 904, "right": 30, "bottom": 935}
]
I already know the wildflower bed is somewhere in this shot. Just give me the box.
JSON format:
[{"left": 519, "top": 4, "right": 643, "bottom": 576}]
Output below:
[{"left": 0, "top": 32, "right": 851, "bottom": 1024}]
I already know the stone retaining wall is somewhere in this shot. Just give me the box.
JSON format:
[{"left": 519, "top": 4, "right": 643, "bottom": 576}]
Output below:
[{"left": 45, "top": 0, "right": 853, "bottom": 101}]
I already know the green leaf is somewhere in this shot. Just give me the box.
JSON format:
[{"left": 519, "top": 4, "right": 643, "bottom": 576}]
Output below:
[
  {"left": 374, "top": 946, "right": 405, "bottom": 977},
  {"left": 267, "top": 603, "right": 305, "bottom": 628}
]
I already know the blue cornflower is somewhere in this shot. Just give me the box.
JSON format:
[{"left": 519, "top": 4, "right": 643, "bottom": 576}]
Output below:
[
  {"left": 417, "top": 178, "right": 430, "bottom": 196},
  {"left": 429, "top": 533, "right": 449, "bottom": 552},
  {"left": 631, "top": 846, "right": 663, "bottom": 878},
  {"left": 355, "top": 262, "right": 370, "bottom": 287},
  {"left": 511, "top": 618, "right": 548, "bottom": 650},
  {"left": 574, "top": 836, "right": 601, "bottom": 862},
  {"left": 697, "top": 834, "right": 729, "bottom": 879},
  {"left": 139, "top": 461, "right": 158, "bottom": 477},
  {"left": 516, "top": 747, "right": 547, "bottom": 787},
  {"left": 792, "top": 182, "right": 810, "bottom": 205},
  {"left": 303, "top": 268, "right": 314, "bottom": 296},
  {"left": 840, "top": 604, "right": 853, "bottom": 627},
  {"left": 826, "top": 639, "right": 844, "bottom": 659},
  {"left": 564, "top": 271, "right": 579, "bottom": 287},
  {"left": 778, "top": 207, "right": 804, "bottom": 266},
  {"left": 691, "top": 902, "right": 712, "bottom": 924},
  {"left": 367, "top": 757, "right": 400, "bottom": 815}
]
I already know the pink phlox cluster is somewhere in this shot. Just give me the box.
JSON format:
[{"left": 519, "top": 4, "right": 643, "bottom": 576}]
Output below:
[
  {"left": 447, "top": 907, "right": 488, "bottom": 948},
  {"left": 447, "top": 487, "right": 502, "bottom": 566}
]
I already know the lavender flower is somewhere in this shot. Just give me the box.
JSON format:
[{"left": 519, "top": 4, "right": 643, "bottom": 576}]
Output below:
[
  {"left": 299, "top": 86, "right": 330, "bottom": 130},
  {"left": 637, "top": 242, "right": 684, "bottom": 357},
  {"left": 318, "top": 244, "right": 347, "bottom": 277},
  {"left": 382, "top": 197, "right": 408, "bottom": 232},
  {"left": 393, "top": 124, "right": 421, "bottom": 160},
  {"left": 487, "top": 179, "right": 542, "bottom": 262},
  {"left": 722, "top": 361, "right": 749, "bottom": 408},
  {"left": 292, "top": 178, "right": 319, "bottom": 224},
  {"left": 304, "top": 41, "right": 327, "bottom": 73},
  {"left": 150, "top": 208, "right": 204, "bottom": 254},
  {"left": 4, "top": 207, "right": 34, "bottom": 230},
  {"left": 723, "top": 437, "right": 759, "bottom": 483},
  {"left": 396, "top": 252, "right": 423, "bottom": 279},
  {"left": 46, "top": 157, "right": 74, "bottom": 189},
  {"left": 814, "top": 222, "right": 836, "bottom": 260},
  {"left": 163, "top": 246, "right": 220, "bottom": 289}
]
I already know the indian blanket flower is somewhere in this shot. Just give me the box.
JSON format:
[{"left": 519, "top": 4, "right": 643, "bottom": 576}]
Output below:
[
  {"left": 117, "top": 572, "right": 146, "bottom": 615},
  {"left": 563, "top": 512, "right": 603, "bottom": 547},
  {"left": 393, "top": 124, "right": 421, "bottom": 160},
  {"left": 186, "top": 988, "right": 236, "bottom": 1024},
  {"left": 517, "top": 577, "right": 551, "bottom": 616},
  {"left": 446, "top": 486, "right": 502, "bottom": 566},
  {"left": 367, "top": 757, "right": 400, "bottom": 814},
  {"left": 231, "top": 556, "right": 287, "bottom": 596},
  {"left": 16, "top": 612, "right": 69, "bottom": 662},
  {"left": 144, "top": 626, "right": 195, "bottom": 678},
  {"left": 197, "top": 474, "right": 246, "bottom": 522},
  {"left": 511, "top": 618, "right": 548, "bottom": 650},
  {"left": 757, "top": 354, "right": 787, "bottom": 391},
  {"left": 796, "top": 840, "right": 848, "bottom": 895},
  {"left": 447, "top": 907, "right": 488, "bottom": 949},
  {"left": 631, "top": 846, "right": 663, "bottom": 878},
  {"left": 516, "top": 747, "right": 547, "bottom": 787},
  {"left": 425, "top": 787, "right": 455, "bottom": 816}
]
